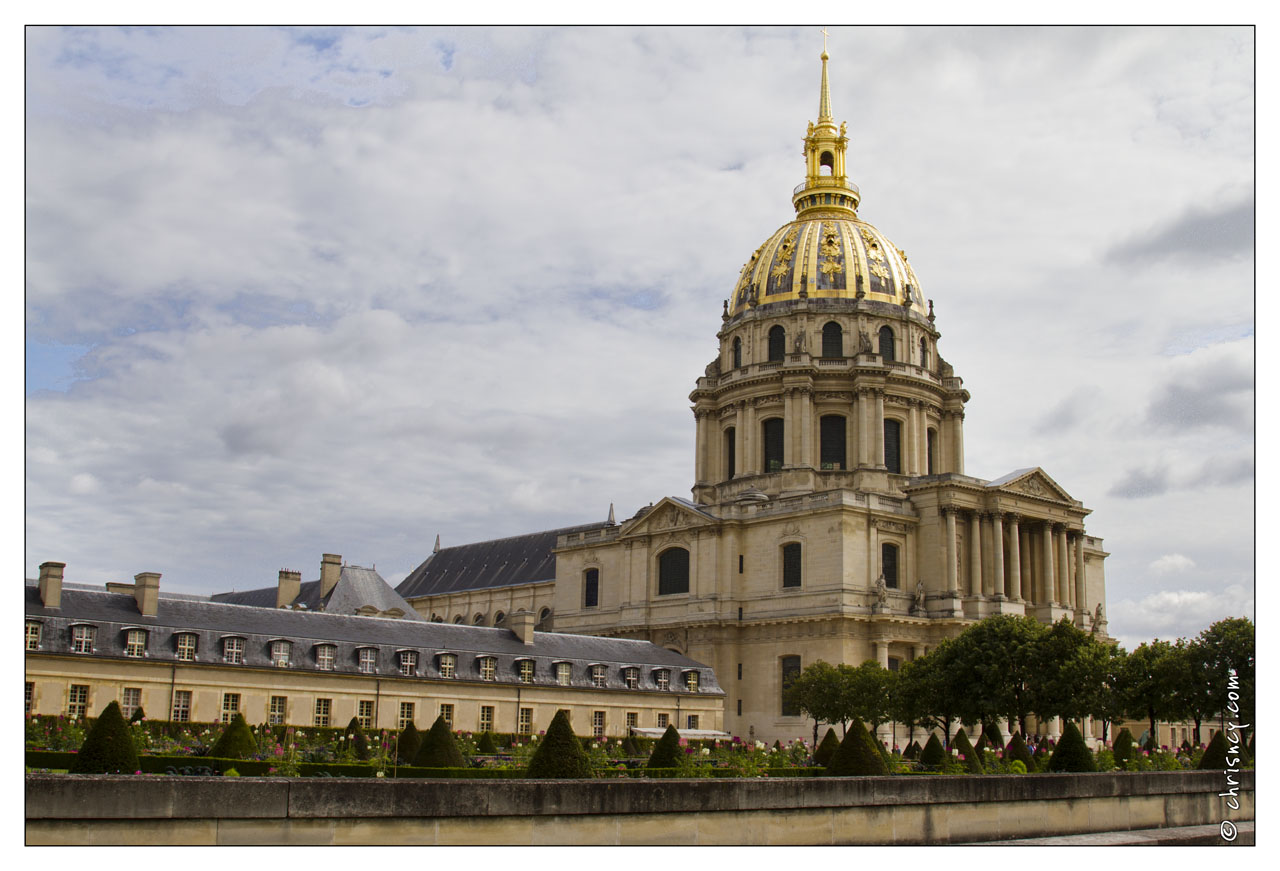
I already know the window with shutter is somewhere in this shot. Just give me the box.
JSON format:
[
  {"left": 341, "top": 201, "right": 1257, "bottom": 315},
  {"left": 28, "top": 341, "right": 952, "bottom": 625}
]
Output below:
[
  {"left": 878, "top": 325, "right": 895, "bottom": 361},
  {"left": 780, "top": 656, "right": 802, "bottom": 716},
  {"left": 584, "top": 568, "right": 599, "bottom": 608},
  {"left": 768, "top": 326, "right": 785, "bottom": 361},
  {"left": 724, "top": 428, "right": 736, "bottom": 479},
  {"left": 658, "top": 548, "right": 690, "bottom": 595},
  {"left": 822, "top": 321, "right": 843, "bottom": 357},
  {"left": 882, "top": 542, "right": 900, "bottom": 589},
  {"left": 762, "top": 418, "right": 784, "bottom": 472},
  {"left": 782, "top": 542, "right": 802, "bottom": 588},
  {"left": 884, "top": 418, "right": 902, "bottom": 474},
  {"left": 820, "top": 415, "right": 846, "bottom": 469}
]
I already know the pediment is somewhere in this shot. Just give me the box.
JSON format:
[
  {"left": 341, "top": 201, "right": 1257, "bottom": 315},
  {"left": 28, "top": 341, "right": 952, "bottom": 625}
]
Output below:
[
  {"left": 619, "top": 497, "right": 716, "bottom": 538},
  {"left": 988, "top": 467, "right": 1074, "bottom": 503}
]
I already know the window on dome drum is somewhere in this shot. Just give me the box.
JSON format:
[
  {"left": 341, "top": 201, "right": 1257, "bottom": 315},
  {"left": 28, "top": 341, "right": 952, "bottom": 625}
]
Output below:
[
  {"left": 687, "top": 715, "right": 700, "bottom": 730},
  {"left": 171, "top": 690, "right": 191, "bottom": 723},
  {"left": 121, "top": 687, "right": 141, "bottom": 720},
  {"left": 657, "top": 547, "right": 690, "bottom": 595},
  {"left": 431, "top": 614, "right": 442, "bottom": 622},
  {"left": 125, "top": 629, "right": 146, "bottom": 657},
  {"left": 556, "top": 662, "right": 571, "bottom": 686},
  {"left": 71, "top": 625, "right": 95, "bottom": 654},
  {"left": 399, "top": 702, "right": 415, "bottom": 730},
  {"left": 269, "top": 695, "right": 287, "bottom": 725},
  {"left": 358, "top": 700, "right": 374, "bottom": 729},
  {"left": 732, "top": 336, "right": 742, "bottom": 368},
  {"left": 591, "top": 665, "right": 607, "bottom": 687},
  {"left": 780, "top": 656, "right": 802, "bottom": 716},
  {"left": 592, "top": 711, "right": 605, "bottom": 738},
  {"left": 882, "top": 543, "right": 900, "bottom": 590},
  {"left": 584, "top": 568, "right": 599, "bottom": 608},
  {"left": 878, "top": 326, "right": 895, "bottom": 361},
  {"left": 25, "top": 682, "right": 33, "bottom": 715},
  {"left": 624, "top": 667, "right": 639, "bottom": 689},
  {"left": 820, "top": 415, "right": 846, "bottom": 469},
  {"left": 518, "top": 660, "right": 534, "bottom": 684},
  {"left": 494, "top": 611, "right": 506, "bottom": 626},
  {"left": 316, "top": 644, "right": 335, "bottom": 671},
  {"left": 176, "top": 633, "right": 197, "bottom": 661},
  {"left": 782, "top": 542, "right": 802, "bottom": 588},
  {"left": 473, "top": 613, "right": 486, "bottom": 626},
  {"left": 439, "top": 653, "right": 457, "bottom": 679},
  {"left": 883, "top": 419, "right": 902, "bottom": 474},
  {"left": 271, "top": 640, "right": 291, "bottom": 668},
  {"left": 763, "top": 417, "right": 784, "bottom": 472},
  {"left": 685, "top": 671, "right": 700, "bottom": 692},
  {"left": 518, "top": 707, "right": 533, "bottom": 734},
  {"left": 68, "top": 684, "right": 89, "bottom": 719},
  {"left": 822, "top": 321, "right": 843, "bottom": 357},
  {"left": 222, "top": 637, "right": 244, "bottom": 664},
  {"left": 438, "top": 704, "right": 454, "bottom": 727},
  {"left": 222, "top": 692, "right": 241, "bottom": 724},
  {"left": 26, "top": 621, "right": 40, "bottom": 650},
  {"left": 479, "top": 656, "right": 497, "bottom": 681},
  {"left": 927, "top": 428, "right": 937, "bottom": 475},
  {"left": 657, "top": 712, "right": 669, "bottom": 728},
  {"left": 314, "top": 698, "right": 331, "bottom": 727},
  {"left": 654, "top": 669, "right": 670, "bottom": 691},
  {"left": 399, "top": 651, "right": 418, "bottom": 676},
  {"left": 453, "top": 615, "right": 464, "bottom": 624},
  {"left": 626, "top": 711, "right": 638, "bottom": 730},
  {"left": 919, "top": 337, "right": 929, "bottom": 369},
  {"left": 768, "top": 325, "right": 786, "bottom": 362},
  {"left": 724, "top": 428, "right": 736, "bottom": 479},
  {"left": 539, "top": 607, "right": 552, "bottom": 624},
  {"left": 479, "top": 705, "right": 494, "bottom": 733},
  {"left": 358, "top": 648, "right": 377, "bottom": 674}
]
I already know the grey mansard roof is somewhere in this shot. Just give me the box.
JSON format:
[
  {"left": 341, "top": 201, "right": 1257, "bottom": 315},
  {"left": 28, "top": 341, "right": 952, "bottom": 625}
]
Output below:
[{"left": 212, "top": 564, "right": 424, "bottom": 620}]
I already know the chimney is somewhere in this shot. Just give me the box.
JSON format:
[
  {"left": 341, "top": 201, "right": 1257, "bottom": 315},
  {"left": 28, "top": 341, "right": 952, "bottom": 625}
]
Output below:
[
  {"left": 320, "top": 553, "right": 342, "bottom": 598},
  {"left": 508, "top": 609, "right": 536, "bottom": 645},
  {"left": 276, "top": 569, "right": 301, "bottom": 609},
  {"left": 133, "top": 572, "right": 160, "bottom": 617},
  {"left": 38, "top": 561, "right": 65, "bottom": 609}
]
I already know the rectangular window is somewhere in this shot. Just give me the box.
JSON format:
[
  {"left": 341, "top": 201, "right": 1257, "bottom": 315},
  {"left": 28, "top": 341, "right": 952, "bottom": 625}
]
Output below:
[
  {"left": 725, "top": 430, "right": 736, "bottom": 480},
  {"left": 687, "top": 715, "right": 699, "bottom": 730},
  {"left": 124, "top": 629, "right": 147, "bottom": 657},
  {"left": 780, "top": 656, "right": 802, "bottom": 716},
  {"left": 358, "top": 648, "right": 377, "bottom": 674},
  {"left": 439, "top": 703, "right": 454, "bottom": 727},
  {"left": 820, "top": 415, "right": 847, "bottom": 469},
  {"left": 399, "top": 651, "right": 418, "bottom": 676},
  {"left": 591, "top": 665, "right": 607, "bottom": 687},
  {"left": 479, "top": 657, "right": 496, "bottom": 681},
  {"left": 121, "top": 687, "right": 142, "bottom": 719},
  {"left": 657, "top": 713, "right": 669, "bottom": 729},
  {"left": 269, "top": 695, "right": 287, "bottom": 725},
  {"left": 26, "top": 621, "right": 41, "bottom": 650},
  {"left": 737, "top": 663, "right": 742, "bottom": 680},
  {"left": 556, "top": 662, "right": 571, "bottom": 686},
  {"left": 518, "top": 660, "right": 534, "bottom": 684},
  {"left": 584, "top": 568, "right": 599, "bottom": 608},
  {"left": 737, "top": 699, "right": 742, "bottom": 716},
  {"left": 358, "top": 700, "right": 375, "bottom": 729},
  {"left": 624, "top": 667, "right": 639, "bottom": 689},
  {"left": 518, "top": 707, "right": 533, "bottom": 734},
  {"left": 782, "top": 542, "right": 802, "bottom": 588},
  {"left": 763, "top": 417, "right": 784, "bottom": 472},
  {"left": 316, "top": 645, "right": 335, "bottom": 671},
  {"left": 439, "top": 653, "right": 456, "bottom": 678},
  {"left": 398, "top": 702, "right": 415, "bottom": 731},
  {"left": 883, "top": 418, "right": 902, "bottom": 474},
  {"left": 655, "top": 670, "right": 670, "bottom": 691},
  {"left": 479, "top": 705, "right": 494, "bottom": 733},
  {"left": 625, "top": 711, "right": 638, "bottom": 730},
  {"left": 68, "top": 684, "right": 89, "bottom": 719},
  {"left": 176, "top": 634, "right": 197, "bottom": 661},
  {"left": 592, "top": 711, "right": 605, "bottom": 738},
  {"left": 314, "top": 698, "right": 331, "bottom": 727},
  {"left": 25, "top": 682, "right": 34, "bottom": 715},
  {"left": 685, "top": 671, "right": 700, "bottom": 692},
  {"left": 222, "top": 692, "right": 241, "bottom": 723},
  {"left": 223, "top": 637, "right": 244, "bottom": 664},
  {"left": 881, "top": 543, "right": 900, "bottom": 590},
  {"left": 271, "top": 640, "right": 291, "bottom": 668},
  {"left": 172, "top": 690, "right": 191, "bottom": 722},
  {"left": 71, "top": 625, "right": 95, "bottom": 654}
]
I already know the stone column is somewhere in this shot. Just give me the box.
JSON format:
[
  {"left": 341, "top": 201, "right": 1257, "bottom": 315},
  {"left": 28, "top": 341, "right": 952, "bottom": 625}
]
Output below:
[
  {"left": 799, "top": 387, "right": 813, "bottom": 468},
  {"left": 906, "top": 401, "right": 921, "bottom": 475},
  {"left": 874, "top": 640, "right": 889, "bottom": 668},
  {"left": 856, "top": 390, "right": 869, "bottom": 466},
  {"left": 1021, "top": 526, "right": 1034, "bottom": 605},
  {"left": 694, "top": 409, "right": 708, "bottom": 484},
  {"left": 783, "top": 389, "right": 795, "bottom": 466},
  {"left": 743, "top": 399, "right": 757, "bottom": 474},
  {"left": 867, "top": 521, "right": 879, "bottom": 593},
  {"left": 968, "top": 512, "right": 982, "bottom": 597},
  {"left": 734, "top": 403, "right": 745, "bottom": 477},
  {"left": 1041, "top": 523, "right": 1055, "bottom": 605},
  {"left": 991, "top": 513, "right": 1006, "bottom": 598},
  {"left": 1075, "top": 533, "right": 1087, "bottom": 615},
  {"left": 912, "top": 643, "right": 926, "bottom": 660},
  {"left": 874, "top": 390, "right": 885, "bottom": 469},
  {"left": 944, "top": 508, "right": 959, "bottom": 595},
  {"left": 952, "top": 411, "right": 965, "bottom": 475},
  {"left": 1006, "top": 514, "right": 1021, "bottom": 600},
  {"left": 1055, "top": 525, "right": 1069, "bottom": 607}
]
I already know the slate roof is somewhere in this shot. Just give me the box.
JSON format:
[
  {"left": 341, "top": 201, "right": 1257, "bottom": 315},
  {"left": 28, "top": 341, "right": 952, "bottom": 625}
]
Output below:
[
  {"left": 212, "top": 565, "right": 424, "bottom": 620},
  {"left": 25, "top": 584, "right": 723, "bottom": 695},
  {"left": 985, "top": 468, "right": 1036, "bottom": 488},
  {"left": 396, "top": 522, "right": 614, "bottom": 600}
]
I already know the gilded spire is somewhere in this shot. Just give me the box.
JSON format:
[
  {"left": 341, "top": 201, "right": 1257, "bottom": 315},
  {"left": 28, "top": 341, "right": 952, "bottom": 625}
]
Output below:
[
  {"left": 793, "top": 39, "right": 859, "bottom": 218},
  {"left": 818, "top": 37, "right": 833, "bottom": 124}
]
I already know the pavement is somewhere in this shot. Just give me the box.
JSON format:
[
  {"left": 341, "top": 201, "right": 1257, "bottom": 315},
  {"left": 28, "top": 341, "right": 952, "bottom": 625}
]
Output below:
[{"left": 973, "top": 821, "right": 1255, "bottom": 846}]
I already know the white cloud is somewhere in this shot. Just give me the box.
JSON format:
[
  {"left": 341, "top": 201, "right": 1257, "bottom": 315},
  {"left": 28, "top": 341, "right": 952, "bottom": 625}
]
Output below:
[
  {"left": 1108, "top": 584, "right": 1254, "bottom": 651},
  {"left": 1149, "top": 553, "right": 1196, "bottom": 575}
]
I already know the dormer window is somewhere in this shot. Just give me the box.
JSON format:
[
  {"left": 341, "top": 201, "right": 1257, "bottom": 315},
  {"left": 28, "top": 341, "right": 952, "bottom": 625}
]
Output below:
[
  {"left": 555, "top": 662, "right": 571, "bottom": 686},
  {"left": 399, "top": 650, "right": 418, "bottom": 676},
  {"left": 518, "top": 659, "right": 534, "bottom": 684},
  {"left": 479, "top": 656, "right": 497, "bottom": 681},
  {"left": 222, "top": 637, "right": 244, "bottom": 664},
  {"left": 271, "top": 640, "right": 291, "bottom": 668},
  {"left": 176, "top": 633, "right": 197, "bottom": 661},
  {"left": 357, "top": 648, "right": 377, "bottom": 674},
  {"left": 124, "top": 629, "right": 147, "bottom": 658},
  {"left": 624, "top": 667, "right": 639, "bottom": 689},
  {"left": 590, "top": 665, "right": 607, "bottom": 687},
  {"left": 71, "top": 625, "right": 96, "bottom": 654},
  {"left": 439, "top": 653, "right": 457, "bottom": 678},
  {"left": 315, "top": 644, "right": 335, "bottom": 671},
  {"left": 26, "top": 621, "right": 41, "bottom": 651},
  {"left": 654, "top": 669, "right": 670, "bottom": 691},
  {"left": 684, "top": 670, "right": 700, "bottom": 692}
]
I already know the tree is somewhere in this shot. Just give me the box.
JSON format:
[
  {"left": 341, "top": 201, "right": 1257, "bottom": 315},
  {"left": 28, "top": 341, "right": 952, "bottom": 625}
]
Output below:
[
  {"left": 905, "top": 637, "right": 966, "bottom": 746},
  {"left": 918, "top": 733, "right": 945, "bottom": 767},
  {"left": 1198, "top": 731, "right": 1229, "bottom": 770},
  {"left": 844, "top": 660, "right": 892, "bottom": 728},
  {"left": 209, "top": 712, "right": 258, "bottom": 760},
  {"left": 527, "top": 710, "right": 593, "bottom": 778},
  {"left": 1034, "top": 618, "right": 1110, "bottom": 726},
  {"left": 1121, "top": 640, "right": 1188, "bottom": 746},
  {"left": 647, "top": 724, "right": 682, "bottom": 769},
  {"left": 782, "top": 660, "right": 847, "bottom": 743},
  {"left": 949, "top": 615, "right": 1046, "bottom": 736},
  {"left": 70, "top": 701, "right": 139, "bottom": 774},
  {"left": 1198, "top": 617, "right": 1254, "bottom": 741},
  {"left": 1112, "top": 728, "right": 1135, "bottom": 767},
  {"left": 889, "top": 659, "right": 930, "bottom": 749},
  {"left": 412, "top": 716, "right": 465, "bottom": 768},
  {"left": 1005, "top": 732, "right": 1034, "bottom": 769}
]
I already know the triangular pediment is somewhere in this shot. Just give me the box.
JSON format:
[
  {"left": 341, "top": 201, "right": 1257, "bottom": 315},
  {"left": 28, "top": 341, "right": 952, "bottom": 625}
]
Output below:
[
  {"left": 619, "top": 497, "right": 716, "bottom": 538},
  {"left": 987, "top": 467, "right": 1074, "bottom": 503}
]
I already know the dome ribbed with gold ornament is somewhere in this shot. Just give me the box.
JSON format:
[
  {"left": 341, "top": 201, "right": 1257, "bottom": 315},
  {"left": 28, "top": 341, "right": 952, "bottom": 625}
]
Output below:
[{"left": 728, "top": 48, "right": 924, "bottom": 319}]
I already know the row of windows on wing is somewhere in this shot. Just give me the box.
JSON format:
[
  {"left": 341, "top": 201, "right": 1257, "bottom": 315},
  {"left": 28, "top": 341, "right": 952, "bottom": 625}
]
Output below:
[
  {"left": 730, "top": 323, "right": 930, "bottom": 367},
  {"left": 24, "top": 621, "right": 704, "bottom": 690},
  {"left": 722, "top": 416, "right": 937, "bottom": 477},
  {"left": 424, "top": 607, "right": 552, "bottom": 626}
]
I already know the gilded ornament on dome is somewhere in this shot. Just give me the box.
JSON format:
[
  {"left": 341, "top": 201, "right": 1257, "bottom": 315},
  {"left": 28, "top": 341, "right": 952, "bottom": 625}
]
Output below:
[
  {"left": 819, "top": 258, "right": 843, "bottom": 277},
  {"left": 770, "top": 228, "right": 799, "bottom": 278},
  {"left": 869, "top": 261, "right": 891, "bottom": 281}
]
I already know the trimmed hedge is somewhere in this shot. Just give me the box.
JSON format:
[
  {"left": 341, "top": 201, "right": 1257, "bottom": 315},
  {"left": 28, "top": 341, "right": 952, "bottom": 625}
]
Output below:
[
  {"left": 396, "top": 722, "right": 422, "bottom": 765},
  {"left": 827, "top": 718, "right": 887, "bottom": 777},
  {"left": 209, "top": 713, "right": 258, "bottom": 760},
  {"left": 1198, "top": 731, "right": 1229, "bottom": 770},
  {"left": 814, "top": 727, "right": 840, "bottom": 768},
  {"left": 983, "top": 722, "right": 1006, "bottom": 749},
  {"left": 1048, "top": 722, "right": 1096, "bottom": 773},
  {"left": 477, "top": 732, "right": 498, "bottom": 754},
  {"left": 952, "top": 728, "right": 983, "bottom": 774},
  {"left": 1112, "top": 728, "right": 1135, "bottom": 767},
  {"left": 70, "top": 701, "right": 138, "bottom": 774},
  {"left": 1006, "top": 732, "right": 1034, "bottom": 769},
  {"left": 527, "top": 710, "right": 593, "bottom": 779},
  {"left": 646, "top": 724, "right": 683, "bottom": 769},
  {"left": 413, "top": 716, "right": 465, "bottom": 768},
  {"left": 919, "top": 734, "right": 945, "bottom": 767}
]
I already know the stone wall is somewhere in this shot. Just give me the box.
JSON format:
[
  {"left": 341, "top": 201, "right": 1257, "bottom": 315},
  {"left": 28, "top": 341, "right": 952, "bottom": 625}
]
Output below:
[{"left": 26, "top": 770, "right": 1253, "bottom": 845}]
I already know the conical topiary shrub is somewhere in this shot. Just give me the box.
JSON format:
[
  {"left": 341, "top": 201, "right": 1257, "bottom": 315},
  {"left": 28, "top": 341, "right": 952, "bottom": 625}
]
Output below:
[
  {"left": 1143, "top": 733, "right": 1157, "bottom": 753},
  {"left": 344, "top": 717, "right": 370, "bottom": 760},
  {"left": 814, "top": 727, "right": 841, "bottom": 768},
  {"left": 622, "top": 736, "right": 639, "bottom": 757},
  {"left": 827, "top": 718, "right": 888, "bottom": 776},
  {"left": 396, "top": 722, "right": 422, "bottom": 764},
  {"left": 952, "top": 727, "right": 983, "bottom": 773},
  {"left": 1112, "top": 728, "right": 1135, "bottom": 767},
  {"left": 1198, "top": 731, "right": 1229, "bottom": 770},
  {"left": 477, "top": 731, "right": 498, "bottom": 754},
  {"left": 128, "top": 706, "right": 146, "bottom": 725},
  {"left": 919, "top": 733, "right": 946, "bottom": 767},
  {"left": 974, "top": 730, "right": 988, "bottom": 755},
  {"left": 903, "top": 740, "right": 920, "bottom": 761},
  {"left": 526, "top": 709, "right": 593, "bottom": 778},
  {"left": 1006, "top": 732, "right": 1034, "bottom": 769},
  {"left": 1048, "top": 721, "right": 1096, "bottom": 772},
  {"left": 70, "top": 701, "right": 139, "bottom": 774},
  {"left": 413, "top": 715, "right": 466, "bottom": 768},
  {"left": 209, "top": 712, "right": 258, "bottom": 760},
  {"left": 647, "top": 724, "right": 682, "bottom": 770},
  {"left": 983, "top": 722, "right": 1006, "bottom": 749}
]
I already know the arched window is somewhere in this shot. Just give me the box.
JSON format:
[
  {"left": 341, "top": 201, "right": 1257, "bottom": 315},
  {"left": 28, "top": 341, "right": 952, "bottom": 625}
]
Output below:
[
  {"left": 493, "top": 611, "right": 506, "bottom": 626},
  {"left": 452, "top": 614, "right": 464, "bottom": 624},
  {"left": 927, "top": 428, "right": 937, "bottom": 475},
  {"left": 473, "top": 613, "right": 486, "bottom": 626},
  {"left": 658, "top": 547, "right": 690, "bottom": 596},
  {"left": 882, "top": 543, "right": 900, "bottom": 589},
  {"left": 878, "top": 326, "right": 896, "bottom": 361},
  {"left": 724, "top": 427, "right": 736, "bottom": 479},
  {"left": 732, "top": 336, "right": 742, "bottom": 369},
  {"left": 782, "top": 542, "right": 802, "bottom": 588},
  {"left": 762, "top": 417, "right": 784, "bottom": 472},
  {"left": 919, "top": 337, "right": 929, "bottom": 370},
  {"left": 883, "top": 418, "right": 902, "bottom": 474},
  {"left": 768, "top": 325, "right": 786, "bottom": 362},
  {"left": 538, "top": 607, "right": 552, "bottom": 624},
  {"left": 780, "top": 655, "right": 802, "bottom": 716},
  {"left": 820, "top": 415, "right": 846, "bottom": 470},
  {"left": 822, "top": 321, "right": 843, "bottom": 357},
  {"left": 820, "top": 151, "right": 834, "bottom": 174},
  {"left": 584, "top": 568, "right": 599, "bottom": 608}
]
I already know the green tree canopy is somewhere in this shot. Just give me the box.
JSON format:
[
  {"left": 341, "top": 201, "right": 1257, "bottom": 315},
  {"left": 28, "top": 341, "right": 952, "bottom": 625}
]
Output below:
[
  {"left": 1198, "top": 617, "right": 1254, "bottom": 737},
  {"left": 1121, "top": 639, "right": 1188, "bottom": 743}
]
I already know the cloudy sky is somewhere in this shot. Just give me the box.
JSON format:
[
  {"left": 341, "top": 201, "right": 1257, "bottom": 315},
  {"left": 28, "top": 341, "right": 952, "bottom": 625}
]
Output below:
[{"left": 24, "top": 25, "right": 1254, "bottom": 651}]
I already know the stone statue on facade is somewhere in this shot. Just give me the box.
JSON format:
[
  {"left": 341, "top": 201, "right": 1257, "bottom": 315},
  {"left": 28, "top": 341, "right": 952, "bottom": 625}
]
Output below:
[
  {"left": 858, "top": 329, "right": 872, "bottom": 353},
  {"left": 875, "top": 574, "right": 888, "bottom": 606},
  {"left": 913, "top": 580, "right": 926, "bottom": 611}
]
